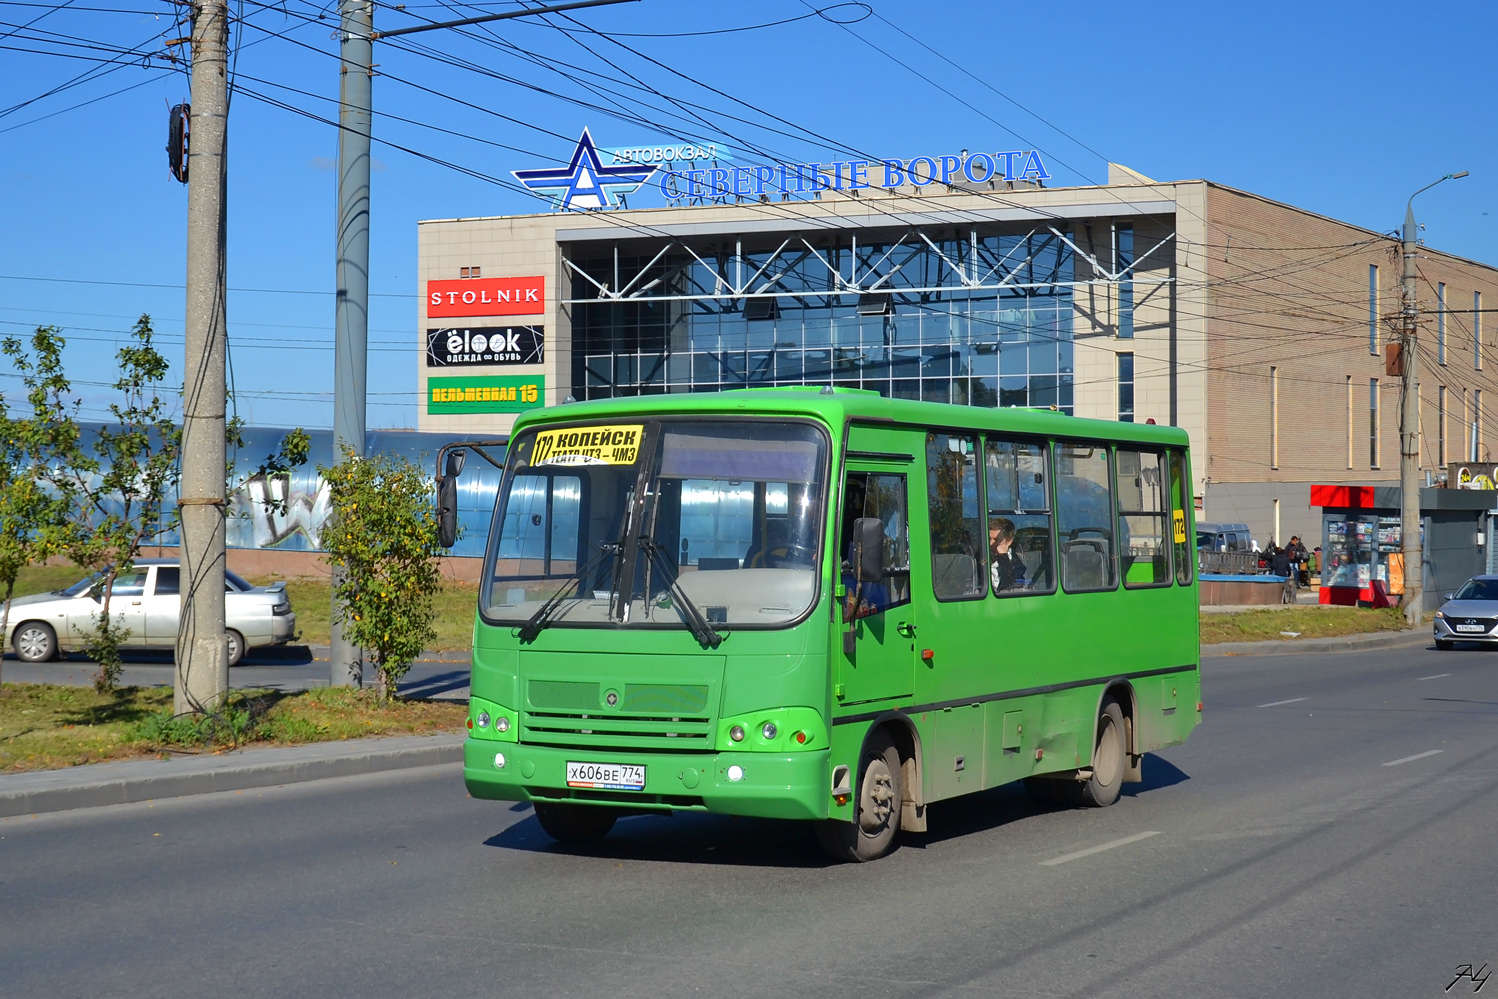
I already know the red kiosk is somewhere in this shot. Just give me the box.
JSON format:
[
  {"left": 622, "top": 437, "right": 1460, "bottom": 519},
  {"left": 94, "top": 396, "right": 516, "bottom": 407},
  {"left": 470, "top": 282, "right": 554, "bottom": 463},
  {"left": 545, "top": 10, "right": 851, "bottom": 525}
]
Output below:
[{"left": 1310, "top": 484, "right": 1403, "bottom": 607}]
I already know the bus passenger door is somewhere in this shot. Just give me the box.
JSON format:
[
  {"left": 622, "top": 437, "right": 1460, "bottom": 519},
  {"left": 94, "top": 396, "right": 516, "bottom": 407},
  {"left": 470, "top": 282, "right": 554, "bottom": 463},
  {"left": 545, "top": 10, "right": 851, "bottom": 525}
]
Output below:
[{"left": 836, "top": 463, "right": 916, "bottom": 707}]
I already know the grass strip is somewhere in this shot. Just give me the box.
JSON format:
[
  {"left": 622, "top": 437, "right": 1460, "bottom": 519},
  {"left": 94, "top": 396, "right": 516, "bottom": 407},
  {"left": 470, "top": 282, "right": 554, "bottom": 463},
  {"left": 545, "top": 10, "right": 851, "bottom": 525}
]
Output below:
[
  {"left": 1199, "top": 606, "right": 1407, "bottom": 644},
  {"left": 0, "top": 682, "right": 465, "bottom": 774}
]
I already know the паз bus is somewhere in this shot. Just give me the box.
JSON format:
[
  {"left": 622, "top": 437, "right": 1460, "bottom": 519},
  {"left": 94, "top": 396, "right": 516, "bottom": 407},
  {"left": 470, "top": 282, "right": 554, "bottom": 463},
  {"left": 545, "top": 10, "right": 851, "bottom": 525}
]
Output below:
[{"left": 450, "top": 387, "right": 1201, "bottom": 861}]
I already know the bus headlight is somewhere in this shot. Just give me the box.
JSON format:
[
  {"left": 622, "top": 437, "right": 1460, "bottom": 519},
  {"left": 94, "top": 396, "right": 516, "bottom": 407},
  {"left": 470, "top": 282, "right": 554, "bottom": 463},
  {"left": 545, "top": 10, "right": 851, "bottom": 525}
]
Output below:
[
  {"left": 729, "top": 725, "right": 745, "bottom": 742},
  {"left": 761, "top": 722, "right": 777, "bottom": 740}
]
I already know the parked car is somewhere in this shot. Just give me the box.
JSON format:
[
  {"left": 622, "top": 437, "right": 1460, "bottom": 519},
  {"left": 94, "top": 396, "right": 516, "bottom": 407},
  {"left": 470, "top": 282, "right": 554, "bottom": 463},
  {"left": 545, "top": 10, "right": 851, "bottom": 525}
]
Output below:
[
  {"left": 3, "top": 559, "right": 296, "bottom": 665},
  {"left": 1196, "top": 522, "right": 1254, "bottom": 553},
  {"left": 1433, "top": 576, "right": 1498, "bottom": 650}
]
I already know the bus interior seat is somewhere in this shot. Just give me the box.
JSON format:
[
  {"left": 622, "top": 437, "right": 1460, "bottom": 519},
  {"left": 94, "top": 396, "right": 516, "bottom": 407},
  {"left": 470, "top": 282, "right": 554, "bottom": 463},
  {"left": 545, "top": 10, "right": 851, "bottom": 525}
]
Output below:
[
  {"left": 744, "top": 521, "right": 788, "bottom": 568},
  {"left": 1063, "top": 542, "right": 1107, "bottom": 589},
  {"left": 932, "top": 553, "right": 979, "bottom": 595}
]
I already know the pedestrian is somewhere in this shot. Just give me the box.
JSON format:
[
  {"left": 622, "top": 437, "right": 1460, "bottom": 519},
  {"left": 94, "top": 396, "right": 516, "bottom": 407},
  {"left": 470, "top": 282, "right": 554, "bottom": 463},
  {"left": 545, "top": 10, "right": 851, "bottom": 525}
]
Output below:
[{"left": 1287, "top": 535, "right": 1310, "bottom": 586}]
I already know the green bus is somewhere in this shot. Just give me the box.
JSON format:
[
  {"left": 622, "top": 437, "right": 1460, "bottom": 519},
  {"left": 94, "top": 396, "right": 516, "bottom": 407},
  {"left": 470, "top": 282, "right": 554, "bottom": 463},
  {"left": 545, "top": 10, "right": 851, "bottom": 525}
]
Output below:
[{"left": 455, "top": 388, "right": 1201, "bottom": 861}]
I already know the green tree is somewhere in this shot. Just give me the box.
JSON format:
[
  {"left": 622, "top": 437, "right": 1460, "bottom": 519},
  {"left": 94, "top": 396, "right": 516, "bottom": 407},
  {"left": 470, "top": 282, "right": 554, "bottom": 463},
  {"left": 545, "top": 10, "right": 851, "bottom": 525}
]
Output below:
[
  {"left": 0, "top": 345, "right": 74, "bottom": 684},
  {"left": 6, "top": 318, "right": 182, "bottom": 690},
  {"left": 319, "top": 445, "right": 443, "bottom": 700}
]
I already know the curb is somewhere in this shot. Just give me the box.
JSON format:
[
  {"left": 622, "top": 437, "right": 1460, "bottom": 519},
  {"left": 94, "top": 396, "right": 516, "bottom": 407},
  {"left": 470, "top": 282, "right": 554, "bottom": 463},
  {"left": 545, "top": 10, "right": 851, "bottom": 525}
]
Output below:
[
  {"left": 1203, "top": 629, "right": 1429, "bottom": 658},
  {"left": 0, "top": 733, "right": 464, "bottom": 819}
]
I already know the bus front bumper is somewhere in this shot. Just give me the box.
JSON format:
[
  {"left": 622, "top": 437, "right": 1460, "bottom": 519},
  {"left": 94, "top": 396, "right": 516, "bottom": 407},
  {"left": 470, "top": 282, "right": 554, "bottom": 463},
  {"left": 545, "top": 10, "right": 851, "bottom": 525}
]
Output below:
[{"left": 463, "top": 739, "right": 829, "bottom": 821}]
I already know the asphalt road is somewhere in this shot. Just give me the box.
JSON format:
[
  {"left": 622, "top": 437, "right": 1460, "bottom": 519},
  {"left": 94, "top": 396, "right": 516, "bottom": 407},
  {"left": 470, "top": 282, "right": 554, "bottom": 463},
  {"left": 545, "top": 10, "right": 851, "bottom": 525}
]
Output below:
[
  {"left": 4, "top": 641, "right": 1498, "bottom": 998},
  {"left": 1, "top": 645, "right": 473, "bottom": 699}
]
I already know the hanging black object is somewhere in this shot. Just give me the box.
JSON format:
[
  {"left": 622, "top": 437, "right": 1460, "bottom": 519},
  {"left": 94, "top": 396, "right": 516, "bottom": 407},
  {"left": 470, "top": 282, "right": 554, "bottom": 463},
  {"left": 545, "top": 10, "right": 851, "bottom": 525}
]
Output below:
[{"left": 167, "top": 103, "right": 190, "bottom": 183}]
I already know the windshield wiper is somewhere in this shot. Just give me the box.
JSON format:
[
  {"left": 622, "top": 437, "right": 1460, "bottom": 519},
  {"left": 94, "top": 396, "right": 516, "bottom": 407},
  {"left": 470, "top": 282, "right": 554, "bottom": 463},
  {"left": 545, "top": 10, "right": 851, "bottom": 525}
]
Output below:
[
  {"left": 638, "top": 539, "right": 724, "bottom": 649},
  {"left": 516, "top": 544, "right": 616, "bottom": 643}
]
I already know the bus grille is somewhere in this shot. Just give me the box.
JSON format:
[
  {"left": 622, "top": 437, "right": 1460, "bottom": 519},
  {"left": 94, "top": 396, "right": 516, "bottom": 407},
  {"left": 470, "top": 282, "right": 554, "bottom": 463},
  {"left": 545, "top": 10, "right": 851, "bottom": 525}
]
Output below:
[{"left": 521, "top": 709, "right": 713, "bottom": 752}]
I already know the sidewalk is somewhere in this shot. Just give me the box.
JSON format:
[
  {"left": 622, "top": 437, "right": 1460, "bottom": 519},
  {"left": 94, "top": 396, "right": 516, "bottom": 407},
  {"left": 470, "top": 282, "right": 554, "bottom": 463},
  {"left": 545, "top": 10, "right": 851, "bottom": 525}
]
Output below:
[
  {"left": 0, "top": 732, "right": 464, "bottom": 819},
  {"left": 1202, "top": 629, "right": 1429, "bottom": 658}
]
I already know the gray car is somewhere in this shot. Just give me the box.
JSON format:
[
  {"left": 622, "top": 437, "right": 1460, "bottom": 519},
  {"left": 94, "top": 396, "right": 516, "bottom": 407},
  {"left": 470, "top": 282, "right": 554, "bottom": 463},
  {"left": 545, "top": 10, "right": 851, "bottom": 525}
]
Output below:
[
  {"left": 1433, "top": 575, "right": 1498, "bottom": 650},
  {"left": 3, "top": 558, "right": 297, "bottom": 666}
]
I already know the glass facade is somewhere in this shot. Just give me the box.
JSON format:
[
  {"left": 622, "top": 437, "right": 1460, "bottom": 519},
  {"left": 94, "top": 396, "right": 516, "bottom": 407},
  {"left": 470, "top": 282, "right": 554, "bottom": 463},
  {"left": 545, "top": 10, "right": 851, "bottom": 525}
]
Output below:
[{"left": 569, "top": 230, "right": 1076, "bottom": 414}]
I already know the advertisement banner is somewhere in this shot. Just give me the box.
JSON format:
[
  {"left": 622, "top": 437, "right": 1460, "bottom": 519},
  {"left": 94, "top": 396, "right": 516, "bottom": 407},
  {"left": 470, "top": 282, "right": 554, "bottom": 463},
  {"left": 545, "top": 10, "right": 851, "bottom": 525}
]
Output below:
[
  {"left": 427, "top": 375, "right": 544, "bottom": 415},
  {"left": 426, "top": 326, "right": 543, "bottom": 366},
  {"left": 426, "top": 276, "right": 544, "bottom": 318}
]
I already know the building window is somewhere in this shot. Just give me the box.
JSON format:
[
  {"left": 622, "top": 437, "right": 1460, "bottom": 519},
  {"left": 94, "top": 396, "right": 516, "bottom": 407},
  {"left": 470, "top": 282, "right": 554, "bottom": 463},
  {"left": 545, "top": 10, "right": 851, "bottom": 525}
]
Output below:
[
  {"left": 1438, "top": 385, "right": 1448, "bottom": 466},
  {"left": 460, "top": 266, "right": 481, "bottom": 279},
  {"left": 1368, "top": 264, "right": 1379, "bottom": 355},
  {"left": 1369, "top": 377, "right": 1380, "bottom": 468},
  {"left": 1438, "top": 282, "right": 1447, "bottom": 365},
  {"left": 571, "top": 232, "right": 1077, "bottom": 412},
  {"left": 1476, "top": 291, "right": 1484, "bottom": 370},
  {"left": 1269, "top": 365, "right": 1279, "bottom": 469},
  {"left": 1116, "top": 223, "right": 1133, "bottom": 339},
  {"left": 1117, "top": 352, "right": 1134, "bottom": 422},
  {"left": 1346, "top": 375, "right": 1354, "bottom": 469},
  {"left": 1462, "top": 388, "right": 1469, "bottom": 462},
  {"left": 1478, "top": 389, "right": 1485, "bottom": 460}
]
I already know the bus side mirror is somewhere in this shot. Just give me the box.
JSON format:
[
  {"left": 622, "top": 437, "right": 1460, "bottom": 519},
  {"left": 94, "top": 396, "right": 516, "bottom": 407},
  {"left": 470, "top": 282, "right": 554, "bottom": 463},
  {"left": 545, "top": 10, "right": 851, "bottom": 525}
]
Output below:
[
  {"left": 437, "top": 449, "right": 465, "bottom": 549},
  {"left": 852, "top": 517, "right": 885, "bottom": 582}
]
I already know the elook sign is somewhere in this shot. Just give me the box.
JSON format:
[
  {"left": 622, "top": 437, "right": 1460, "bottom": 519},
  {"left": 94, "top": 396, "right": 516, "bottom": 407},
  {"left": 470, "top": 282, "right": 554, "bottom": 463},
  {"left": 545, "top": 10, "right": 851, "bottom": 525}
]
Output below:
[{"left": 427, "top": 326, "right": 544, "bottom": 367}]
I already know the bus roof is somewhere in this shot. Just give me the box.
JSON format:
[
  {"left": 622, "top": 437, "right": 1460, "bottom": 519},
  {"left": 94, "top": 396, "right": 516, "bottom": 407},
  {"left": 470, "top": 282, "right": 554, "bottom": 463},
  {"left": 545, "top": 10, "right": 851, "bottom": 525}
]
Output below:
[{"left": 508, "top": 387, "right": 1189, "bottom": 447}]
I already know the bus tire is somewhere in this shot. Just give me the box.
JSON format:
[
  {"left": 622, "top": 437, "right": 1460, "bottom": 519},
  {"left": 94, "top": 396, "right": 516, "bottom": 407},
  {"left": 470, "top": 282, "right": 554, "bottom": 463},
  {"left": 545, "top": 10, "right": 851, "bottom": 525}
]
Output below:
[
  {"left": 533, "top": 802, "right": 617, "bottom": 843},
  {"left": 1078, "top": 699, "right": 1127, "bottom": 808},
  {"left": 815, "top": 729, "right": 902, "bottom": 862}
]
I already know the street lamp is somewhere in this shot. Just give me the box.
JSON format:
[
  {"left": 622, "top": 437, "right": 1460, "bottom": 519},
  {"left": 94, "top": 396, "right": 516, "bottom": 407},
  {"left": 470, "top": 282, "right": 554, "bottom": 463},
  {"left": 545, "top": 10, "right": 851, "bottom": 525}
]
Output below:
[{"left": 1400, "top": 170, "right": 1469, "bottom": 626}]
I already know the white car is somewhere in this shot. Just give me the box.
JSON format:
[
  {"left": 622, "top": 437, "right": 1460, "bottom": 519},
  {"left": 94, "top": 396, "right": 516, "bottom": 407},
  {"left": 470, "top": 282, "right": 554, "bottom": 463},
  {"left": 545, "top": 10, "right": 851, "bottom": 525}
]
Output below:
[{"left": 3, "top": 558, "right": 297, "bottom": 666}]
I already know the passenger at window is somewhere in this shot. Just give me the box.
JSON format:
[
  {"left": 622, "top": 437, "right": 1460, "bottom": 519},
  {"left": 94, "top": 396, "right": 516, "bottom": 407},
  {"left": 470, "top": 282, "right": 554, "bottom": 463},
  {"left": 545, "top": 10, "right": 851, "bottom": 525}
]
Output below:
[{"left": 989, "top": 516, "right": 1026, "bottom": 593}]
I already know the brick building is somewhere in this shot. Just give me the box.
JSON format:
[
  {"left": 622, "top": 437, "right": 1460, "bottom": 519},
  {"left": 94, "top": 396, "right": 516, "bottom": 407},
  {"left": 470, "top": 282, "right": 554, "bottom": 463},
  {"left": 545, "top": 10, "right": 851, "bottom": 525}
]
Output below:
[{"left": 415, "top": 154, "right": 1498, "bottom": 547}]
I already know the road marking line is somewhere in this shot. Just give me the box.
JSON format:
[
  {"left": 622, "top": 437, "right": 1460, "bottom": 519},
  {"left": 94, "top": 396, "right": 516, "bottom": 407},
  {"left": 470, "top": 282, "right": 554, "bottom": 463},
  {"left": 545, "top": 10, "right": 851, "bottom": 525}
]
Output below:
[
  {"left": 1257, "top": 697, "right": 1308, "bottom": 708},
  {"left": 1040, "top": 831, "right": 1161, "bottom": 866},
  {"left": 1419, "top": 673, "right": 1451, "bottom": 680},
  {"left": 1382, "top": 750, "right": 1444, "bottom": 767}
]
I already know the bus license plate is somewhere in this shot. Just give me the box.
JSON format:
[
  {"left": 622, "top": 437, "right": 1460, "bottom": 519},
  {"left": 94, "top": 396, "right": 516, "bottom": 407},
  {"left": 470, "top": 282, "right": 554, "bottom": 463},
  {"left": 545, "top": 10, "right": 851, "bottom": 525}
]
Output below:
[
  {"left": 566, "top": 761, "right": 646, "bottom": 790},
  {"left": 1456, "top": 624, "right": 1486, "bottom": 633}
]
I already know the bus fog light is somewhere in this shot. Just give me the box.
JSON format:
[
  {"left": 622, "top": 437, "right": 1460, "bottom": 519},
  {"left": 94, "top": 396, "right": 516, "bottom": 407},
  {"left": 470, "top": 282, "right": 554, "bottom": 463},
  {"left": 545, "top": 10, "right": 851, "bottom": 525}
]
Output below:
[
  {"left": 476, "top": 711, "right": 490, "bottom": 728},
  {"left": 493, "top": 752, "right": 507, "bottom": 769},
  {"left": 495, "top": 716, "right": 510, "bottom": 733},
  {"left": 727, "top": 765, "right": 744, "bottom": 782},
  {"left": 761, "top": 722, "right": 777, "bottom": 740},
  {"left": 729, "top": 725, "right": 745, "bottom": 742}
]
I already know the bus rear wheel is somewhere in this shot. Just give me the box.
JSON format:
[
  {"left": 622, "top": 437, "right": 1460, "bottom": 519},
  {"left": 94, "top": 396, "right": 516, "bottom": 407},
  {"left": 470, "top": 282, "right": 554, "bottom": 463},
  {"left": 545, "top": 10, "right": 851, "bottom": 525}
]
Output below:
[
  {"left": 815, "top": 729, "right": 902, "bottom": 862},
  {"left": 533, "top": 802, "right": 617, "bottom": 843},
  {"left": 1078, "top": 699, "right": 1127, "bottom": 808}
]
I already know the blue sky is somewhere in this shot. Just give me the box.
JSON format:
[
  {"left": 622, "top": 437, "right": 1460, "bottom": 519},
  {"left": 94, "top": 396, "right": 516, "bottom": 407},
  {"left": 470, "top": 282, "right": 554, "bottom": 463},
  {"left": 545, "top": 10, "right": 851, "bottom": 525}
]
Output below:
[{"left": 1, "top": 0, "right": 1493, "bottom": 429}]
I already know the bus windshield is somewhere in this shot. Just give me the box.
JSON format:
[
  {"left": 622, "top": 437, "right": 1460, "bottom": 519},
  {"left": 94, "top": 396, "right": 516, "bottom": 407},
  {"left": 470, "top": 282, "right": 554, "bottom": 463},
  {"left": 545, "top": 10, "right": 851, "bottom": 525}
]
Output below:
[{"left": 482, "top": 419, "right": 828, "bottom": 631}]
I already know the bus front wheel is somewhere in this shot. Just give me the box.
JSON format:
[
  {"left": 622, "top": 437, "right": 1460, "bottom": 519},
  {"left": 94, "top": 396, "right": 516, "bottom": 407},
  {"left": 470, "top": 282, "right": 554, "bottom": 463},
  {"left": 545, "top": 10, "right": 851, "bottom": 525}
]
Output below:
[
  {"left": 815, "top": 729, "right": 903, "bottom": 862},
  {"left": 533, "top": 802, "right": 617, "bottom": 844}
]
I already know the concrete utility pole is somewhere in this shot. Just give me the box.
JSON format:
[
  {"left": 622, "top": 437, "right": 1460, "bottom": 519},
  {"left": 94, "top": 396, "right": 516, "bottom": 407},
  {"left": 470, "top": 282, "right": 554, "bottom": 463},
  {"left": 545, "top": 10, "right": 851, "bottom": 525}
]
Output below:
[
  {"left": 1400, "top": 171, "right": 1468, "bottom": 627},
  {"left": 177, "top": 0, "right": 231, "bottom": 714},
  {"left": 330, "top": 0, "right": 373, "bottom": 687}
]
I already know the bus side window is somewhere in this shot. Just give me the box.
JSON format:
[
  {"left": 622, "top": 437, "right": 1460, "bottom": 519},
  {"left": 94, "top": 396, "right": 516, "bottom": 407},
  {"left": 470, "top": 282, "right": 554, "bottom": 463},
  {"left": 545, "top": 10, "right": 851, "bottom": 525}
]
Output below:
[
  {"left": 984, "top": 437, "right": 1054, "bottom": 596},
  {"left": 1169, "top": 449, "right": 1193, "bottom": 585},
  {"left": 1116, "top": 449, "right": 1171, "bottom": 588},
  {"left": 926, "top": 432, "right": 985, "bottom": 600},
  {"left": 1055, "top": 442, "right": 1117, "bottom": 592},
  {"left": 840, "top": 471, "right": 911, "bottom": 619}
]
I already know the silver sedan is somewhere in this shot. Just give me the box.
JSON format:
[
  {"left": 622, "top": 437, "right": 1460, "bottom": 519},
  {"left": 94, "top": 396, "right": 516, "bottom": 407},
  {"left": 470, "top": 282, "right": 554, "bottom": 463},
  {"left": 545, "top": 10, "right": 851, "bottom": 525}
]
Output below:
[
  {"left": 4, "top": 558, "right": 297, "bottom": 665},
  {"left": 1433, "top": 575, "right": 1498, "bottom": 650}
]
